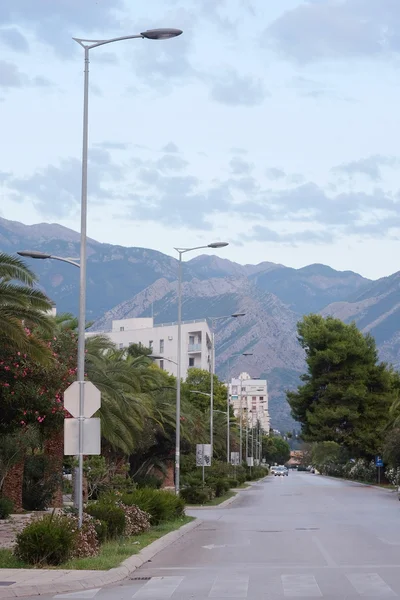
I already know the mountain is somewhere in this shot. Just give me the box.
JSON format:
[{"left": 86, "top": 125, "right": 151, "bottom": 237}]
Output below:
[
  {"left": 322, "top": 271, "right": 400, "bottom": 369},
  {"left": 2, "top": 216, "right": 392, "bottom": 431}
]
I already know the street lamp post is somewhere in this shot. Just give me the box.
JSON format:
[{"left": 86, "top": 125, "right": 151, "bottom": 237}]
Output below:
[
  {"left": 174, "top": 242, "right": 228, "bottom": 495},
  {"left": 208, "top": 313, "right": 245, "bottom": 458}
]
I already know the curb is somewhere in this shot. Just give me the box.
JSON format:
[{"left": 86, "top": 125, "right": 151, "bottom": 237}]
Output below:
[
  {"left": 315, "top": 473, "right": 396, "bottom": 493},
  {"left": 186, "top": 476, "right": 269, "bottom": 510},
  {"left": 0, "top": 519, "right": 202, "bottom": 599}
]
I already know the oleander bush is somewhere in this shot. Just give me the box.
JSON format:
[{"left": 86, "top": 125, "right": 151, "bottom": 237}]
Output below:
[{"left": 14, "top": 514, "right": 76, "bottom": 566}]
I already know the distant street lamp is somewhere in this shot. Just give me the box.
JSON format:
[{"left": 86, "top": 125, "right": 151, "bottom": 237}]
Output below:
[
  {"left": 18, "top": 251, "right": 80, "bottom": 269},
  {"left": 225, "top": 352, "right": 253, "bottom": 463},
  {"left": 174, "top": 242, "right": 229, "bottom": 495}
]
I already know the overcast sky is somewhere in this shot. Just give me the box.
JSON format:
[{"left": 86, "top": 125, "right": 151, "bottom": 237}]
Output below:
[{"left": 1, "top": 0, "right": 400, "bottom": 280}]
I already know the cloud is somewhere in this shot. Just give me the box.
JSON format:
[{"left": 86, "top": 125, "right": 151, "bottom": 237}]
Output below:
[
  {"left": 229, "top": 156, "right": 253, "bottom": 175},
  {"left": 332, "top": 155, "right": 399, "bottom": 181},
  {"left": 0, "top": 27, "right": 29, "bottom": 52},
  {"left": 242, "top": 225, "right": 334, "bottom": 245},
  {"left": 94, "top": 141, "right": 128, "bottom": 150},
  {"left": 155, "top": 154, "right": 189, "bottom": 171},
  {"left": 265, "top": 0, "right": 400, "bottom": 64},
  {"left": 265, "top": 167, "right": 286, "bottom": 180},
  {"left": 162, "top": 142, "right": 180, "bottom": 154},
  {"left": 6, "top": 148, "right": 123, "bottom": 218},
  {"left": 0, "top": 0, "right": 124, "bottom": 56},
  {"left": 209, "top": 69, "right": 268, "bottom": 106},
  {"left": 0, "top": 60, "right": 53, "bottom": 89}
]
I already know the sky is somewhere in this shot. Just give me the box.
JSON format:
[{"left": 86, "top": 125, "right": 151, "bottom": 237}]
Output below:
[{"left": 1, "top": 0, "right": 400, "bottom": 280}]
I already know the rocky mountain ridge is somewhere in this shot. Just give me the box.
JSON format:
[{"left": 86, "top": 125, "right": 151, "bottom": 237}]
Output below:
[{"left": 2, "top": 216, "right": 399, "bottom": 430}]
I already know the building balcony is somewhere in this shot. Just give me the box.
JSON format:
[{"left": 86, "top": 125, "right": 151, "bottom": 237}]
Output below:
[{"left": 188, "top": 343, "right": 202, "bottom": 353}]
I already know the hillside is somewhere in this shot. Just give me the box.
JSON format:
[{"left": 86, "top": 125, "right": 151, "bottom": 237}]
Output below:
[{"left": 3, "top": 216, "right": 397, "bottom": 431}]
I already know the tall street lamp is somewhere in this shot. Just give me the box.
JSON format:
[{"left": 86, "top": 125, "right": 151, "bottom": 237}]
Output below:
[
  {"left": 208, "top": 313, "right": 245, "bottom": 457},
  {"left": 17, "top": 251, "right": 80, "bottom": 269},
  {"left": 225, "top": 352, "right": 253, "bottom": 463},
  {"left": 174, "top": 242, "right": 228, "bottom": 495},
  {"left": 63, "top": 27, "right": 183, "bottom": 527}
]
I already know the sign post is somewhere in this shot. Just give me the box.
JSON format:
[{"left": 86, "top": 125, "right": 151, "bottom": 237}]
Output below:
[
  {"left": 196, "top": 444, "right": 212, "bottom": 482},
  {"left": 375, "top": 456, "right": 383, "bottom": 484}
]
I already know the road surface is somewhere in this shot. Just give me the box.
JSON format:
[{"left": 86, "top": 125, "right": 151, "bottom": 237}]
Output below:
[{"left": 54, "top": 473, "right": 400, "bottom": 598}]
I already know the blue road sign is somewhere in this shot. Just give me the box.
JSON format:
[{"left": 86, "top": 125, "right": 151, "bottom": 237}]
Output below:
[{"left": 375, "top": 456, "right": 383, "bottom": 467}]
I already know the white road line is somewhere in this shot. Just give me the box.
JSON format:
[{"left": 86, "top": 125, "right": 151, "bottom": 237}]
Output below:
[
  {"left": 132, "top": 576, "right": 183, "bottom": 599},
  {"left": 55, "top": 590, "right": 100, "bottom": 599},
  {"left": 346, "top": 573, "right": 396, "bottom": 597},
  {"left": 281, "top": 574, "right": 322, "bottom": 597},
  {"left": 209, "top": 575, "right": 249, "bottom": 598},
  {"left": 312, "top": 537, "right": 337, "bottom": 567}
]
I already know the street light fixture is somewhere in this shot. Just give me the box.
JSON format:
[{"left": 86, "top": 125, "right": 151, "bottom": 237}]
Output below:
[
  {"left": 18, "top": 251, "right": 80, "bottom": 269},
  {"left": 174, "top": 241, "right": 229, "bottom": 495},
  {"left": 149, "top": 355, "right": 178, "bottom": 366},
  {"left": 70, "top": 28, "right": 182, "bottom": 527},
  {"left": 208, "top": 313, "right": 246, "bottom": 457}
]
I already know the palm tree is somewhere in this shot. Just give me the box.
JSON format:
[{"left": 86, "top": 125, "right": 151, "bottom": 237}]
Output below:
[{"left": 0, "top": 252, "right": 53, "bottom": 361}]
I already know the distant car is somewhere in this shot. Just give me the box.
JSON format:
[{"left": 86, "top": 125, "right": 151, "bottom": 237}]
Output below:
[
  {"left": 270, "top": 465, "right": 278, "bottom": 474},
  {"left": 274, "top": 466, "right": 288, "bottom": 477}
]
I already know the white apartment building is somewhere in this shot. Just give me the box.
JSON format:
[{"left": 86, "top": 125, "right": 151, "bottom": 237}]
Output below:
[
  {"left": 228, "top": 372, "right": 270, "bottom": 433},
  {"left": 86, "top": 317, "right": 212, "bottom": 380}
]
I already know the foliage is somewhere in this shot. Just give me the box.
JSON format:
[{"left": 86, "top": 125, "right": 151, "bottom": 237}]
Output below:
[
  {"left": 287, "top": 314, "right": 395, "bottom": 458},
  {"left": 127, "top": 343, "right": 152, "bottom": 358},
  {"left": 311, "top": 441, "right": 342, "bottom": 472},
  {"left": 182, "top": 368, "right": 228, "bottom": 414},
  {"left": 22, "top": 454, "right": 61, "bottom": 511},
  {"left": 14, "top": 513, "right": 76, "bottom": 566},
  {"left": 85, "top": 501, "right": 126, "bottom": 539},
  {"left": 0, "top": 253, "right": 54, "bottom": 363},
  {"left": 180, "top": 486, "right": 213, "bottom": 504},
  {"left": 385, "top": 467, "right": 400, "bottom": 486},
  {"left": 118, "top": 503, "right": 151, "bottom": 536},
  {"left": 0, "top": 497, "right": 13, "bottom": 519},
  {"left": 383, "top": 429, "right": 400, "bottom": 469},
  {"left": 134, "top": 474, "right": 163, "bottom": 489},
  {"left": 64, "top": 512, "right": 100, "bottom": 558},
  {"left": 207, "top": 477, "right": 230, "bottom": 497},
  {"left": 262, "top": 435, "right": 291, "bottom": 465},
  {"left": 121, "top": 489, "right": 185, "bottom": 525}
]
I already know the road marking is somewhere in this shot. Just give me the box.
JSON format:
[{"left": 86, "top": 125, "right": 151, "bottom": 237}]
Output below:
[
  {"left": 132, "top": 576, "right": 183, "bottom": 599},
  {"left": 202, "top": 541, "right": 250, "bottom": 550},
  {"left": 312, "top": 537, "right": 337, "bottom": 567},
  {"left": 281, "top": 574, "right": 322, "bottom": 597},
  {"left": 209, "top": 575, "right": 249, "bottom": 598},
  {"left": 55, "top": 591, "right": 100, "bottom": 599},
  {"left": 346, "top": 573, "right": 396, "bottom": 597}
]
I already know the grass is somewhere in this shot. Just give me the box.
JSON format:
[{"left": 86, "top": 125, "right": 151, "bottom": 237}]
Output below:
[{"left": 0, "top": 516, "right": 193, "bottom": 571}]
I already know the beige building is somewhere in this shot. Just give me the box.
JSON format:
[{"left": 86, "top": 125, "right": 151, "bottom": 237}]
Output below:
[
  {"left": 86, "top": 317, "right": 212, "bottom": 380},
  {"left": 228, "top": 372, "right": 270, "bottom": 433}
]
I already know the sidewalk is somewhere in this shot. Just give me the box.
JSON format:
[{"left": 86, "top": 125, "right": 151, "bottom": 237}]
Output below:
[{"left": 0, "top": 519, "right": 201, "bottom": 598}]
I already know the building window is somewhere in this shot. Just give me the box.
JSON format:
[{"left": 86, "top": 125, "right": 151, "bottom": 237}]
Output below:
[
  {"left": 189, "top": 335, "right": 195, "bottom": 345},
  {"left": 119, "top": 343, "right": 124, "bottom": 349},
  {"left": 160, "top": 360, "right": 164, "bottom": 370},
  {"left": 149, "top": 340, "right": 153, "bottom": 350},
  {"left": 189, "top": 357, "right": 195, "bottom": 367},
  {"left": 120, "top": 326, "right": 124, "bottom": 332},
  {"left": 259, "top": 396, "right": 264, "bottom": 401},
  {"left": 160, "top": 339, "right": 164, "bottom": 353}
]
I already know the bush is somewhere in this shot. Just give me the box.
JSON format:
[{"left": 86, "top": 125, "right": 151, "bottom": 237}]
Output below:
[
  {"left": 94, "top": 519, "right": 108, "bottom": 543},
  {"left": 227, "top": 478, "right": 239, "bottom": 488},
  {"left": 118, "top": 503, "right": 151, "bottom": 536},
  {"left": 121, "top": 489, "right": 185, "bottom": 525},
  {"left": 208, "top": 477, "right": 230, "bottom": 497},
  {"left": 0, "top": 497, "right": 14, "bottom": 519},
  {"left": 134, "top": 474, "right": 163, "bottom": 489},
  {"left": 22, "top": 455, "right": 60, "bottom": 511},
  {"left": 64, "top": 512, "right": 100, "bottom": 558},
  {"left": 85, "top": 501, "right": 125, "bottom": 539},
  {"left": 180, "top": 486, "right": 212, "bottom": 504},
  {"left": 14, "top": 514, "right": 75, "bottom": 566}
]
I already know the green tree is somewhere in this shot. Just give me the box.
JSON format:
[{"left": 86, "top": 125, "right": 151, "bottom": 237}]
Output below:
[
  {"left": 0, "top": 253, "right": 53, "bottom": 361},
  {"left": 311, "top": 441, "right": 342, "bottom": 471},
  {"left": 287, "top": 314, "right": 394, "bottom": 458},
  {"left": 127, "top": 343, "right": 152, "bottom": 358},
  {"left": 182, "top": 368, "right": 227, "bottom": 413},
  {"left": 262, "top": 435, "right": 290, "bottom": 464}
]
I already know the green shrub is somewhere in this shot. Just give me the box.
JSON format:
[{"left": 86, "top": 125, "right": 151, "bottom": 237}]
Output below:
[
  {"left": 227, "top": 478, "right": 239, "bottom": 488},
  {"left": 208, "top": 477, "right": 230, "bottom": 497},
  {"left": 14, "top": 514, "right": 75, "bottom": 566},
  {"left": 180, "top": 486, "right": 212, "bottom": 504},
  {"left": 85, "top": 501, "right": 125, "bottom": 539},
  {"left": 94, "top": 519, "right": 108, "bottom": 543},
  {"left": 121, "top": 489, "right": 184, "bottom": 525},
  {"left": 0, "top": 497, "right": 14, "bottom": 519},
  {"left": 134, "top": 474, "right": 163, "bottom": 489},
  {"left": 22, "top": 455, "right": 60, "bottom": 511}
]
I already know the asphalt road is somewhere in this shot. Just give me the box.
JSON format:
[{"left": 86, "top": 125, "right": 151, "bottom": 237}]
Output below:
[{"left": 62, "top": 473, "right": 400, "bottom": 599}]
